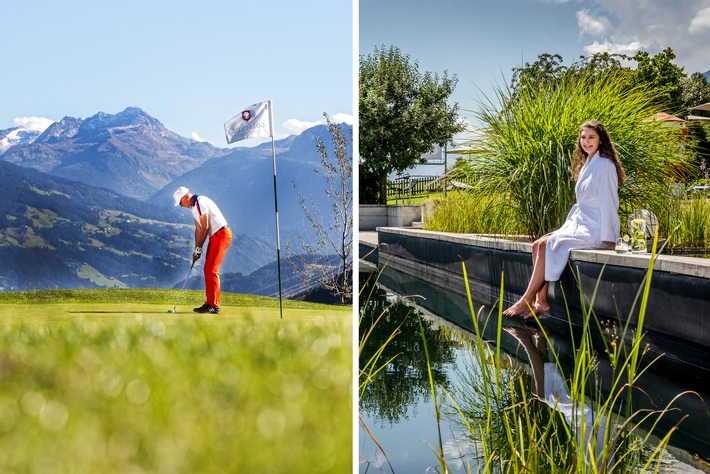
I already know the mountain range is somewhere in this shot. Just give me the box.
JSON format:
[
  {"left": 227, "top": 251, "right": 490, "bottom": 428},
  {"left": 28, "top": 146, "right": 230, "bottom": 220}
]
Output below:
[
  {"left": 0, "top": 107, "right": 352, "bottom": 296},
  {"left": 1, "top": 107, "right": 226, "bottom": 200}
]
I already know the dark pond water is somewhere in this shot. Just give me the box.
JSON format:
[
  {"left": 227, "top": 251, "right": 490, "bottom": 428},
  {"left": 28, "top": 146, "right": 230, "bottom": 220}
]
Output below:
[{"left": 358, "top": 265, "right": 710, "bottom": 473}]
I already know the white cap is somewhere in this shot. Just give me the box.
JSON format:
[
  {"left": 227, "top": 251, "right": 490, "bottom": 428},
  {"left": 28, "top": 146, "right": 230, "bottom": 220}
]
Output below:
[{"left": 173, "top": 186, "right": 189, "bottom": 206}]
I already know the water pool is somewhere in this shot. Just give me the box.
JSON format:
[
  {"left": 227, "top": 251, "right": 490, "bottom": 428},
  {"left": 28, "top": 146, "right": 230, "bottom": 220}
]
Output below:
[{"left": 358, "top": 265, "right": 710, "bottom": 473}]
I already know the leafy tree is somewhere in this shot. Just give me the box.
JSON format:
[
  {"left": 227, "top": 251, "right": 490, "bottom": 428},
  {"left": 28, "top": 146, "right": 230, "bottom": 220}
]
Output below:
[
  {"left": 682, "top": 72, "right": 710, "bottom": 111},
  {"left": 291, "top": 114, "right": 352, "bottom": 304},
  {"left": 631, "top": 48, "right": 686, "bottom": 113},
  {"left": 574, "top": 52, "right": 626, "bottom": 74},
  {"left": 359, "top": 45, "right": 464, "bottom": 204},
  {"left": 512, "top": 49, "right": 686, "bottom": 113},
  {"left": 681, "top": 72, "right": 710, "bottom": 180},
  {"left": 511, "top": 53, "right": 567, "bottom": 91}
]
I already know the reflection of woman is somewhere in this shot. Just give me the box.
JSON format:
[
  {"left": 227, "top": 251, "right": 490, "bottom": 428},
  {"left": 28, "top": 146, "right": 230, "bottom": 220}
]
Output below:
[
  {"left": 504, "top": 324, "right": 614, "bottom": 468},
  {"left": 504, "top": 121, "right": 627, "bottom": 318},
  {"left": 503, "top": 325, "right": 548, "bottom": 397}
]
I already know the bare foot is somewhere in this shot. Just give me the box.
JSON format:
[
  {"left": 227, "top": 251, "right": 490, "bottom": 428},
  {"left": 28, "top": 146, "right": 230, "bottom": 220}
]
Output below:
[
  {"left": 503, "top": 299, "right": 533, "bottom": 317},
  {"left": 532, "top": 302, "right": 550, "bottom": 314}
]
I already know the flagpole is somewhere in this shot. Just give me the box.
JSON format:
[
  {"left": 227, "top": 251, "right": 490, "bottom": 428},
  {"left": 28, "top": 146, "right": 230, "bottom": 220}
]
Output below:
[
  {"left": 223, "top": 99, "right": 282, "bottom": 318},
  {"left": 269, "top": 99, "right": 284, "bottom": 319}
]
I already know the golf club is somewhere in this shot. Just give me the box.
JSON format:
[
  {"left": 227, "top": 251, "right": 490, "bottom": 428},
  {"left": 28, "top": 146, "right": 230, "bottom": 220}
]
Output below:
[{"left": 168, "top": 260, "right": 195, "bottom": 313}]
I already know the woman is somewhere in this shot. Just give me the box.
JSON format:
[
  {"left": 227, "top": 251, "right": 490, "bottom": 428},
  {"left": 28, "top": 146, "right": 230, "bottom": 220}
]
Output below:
[{"left": 503, "top": 120, "right": 626, "bottom": 318}]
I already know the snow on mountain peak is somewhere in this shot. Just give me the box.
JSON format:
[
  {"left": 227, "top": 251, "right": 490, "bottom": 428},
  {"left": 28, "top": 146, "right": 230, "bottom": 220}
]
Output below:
[{"left": 0, "top": 126, "right": 42, "bottom": 154}]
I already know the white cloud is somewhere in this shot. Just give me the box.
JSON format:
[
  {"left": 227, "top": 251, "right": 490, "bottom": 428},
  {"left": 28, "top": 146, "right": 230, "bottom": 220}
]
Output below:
[
  {"left": 584, "top": 40, "right": 644, "bottom": 56},
  {"left": 191, "top": 132, "right": 204, "bottom": 142},
  {"left": 580, "top": 0, "right": 710, "bottom": 72},
  {"left": 282, "top": 113, "right": 353, "bottom": 135},
  {"left": 331, "top": 113, "right": 354, "bottom": 125},
  {"left": 689, "top": 6, "right": 710, "bottom": 34},
  {"left": 283, "top": 119, "right": 324, "bottom": 135},
  {"left": 577, "top": 9, "right": 612, "bottom": 36},
  {"left": 225, "top": 114, "right": 351, "bottom": 145},
  {"left": 13, "top": 116, "right": 54, "bottom": 132}
]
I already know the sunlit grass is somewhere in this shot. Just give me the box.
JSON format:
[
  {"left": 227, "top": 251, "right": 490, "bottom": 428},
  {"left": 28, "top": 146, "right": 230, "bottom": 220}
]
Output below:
[
  {"left": 425, "top": 192, "right": 710, "bottom": 250},
  {"left": 0, "top": 290, "right": 352, "bottom": 473},
  {"left": 454, "top": 71, "right": 688, "bottom": 239},
  {"left": 423, "top": 191, "right": 525, "bottom": 236},
  {"left": 658, "top": 197, "right": 710, "bottom": 248}
]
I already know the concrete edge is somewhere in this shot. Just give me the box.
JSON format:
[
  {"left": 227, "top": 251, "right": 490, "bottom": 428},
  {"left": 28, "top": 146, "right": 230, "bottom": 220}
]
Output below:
[{"left": 372, "top": 227, "right": 710, "bottom": 279}]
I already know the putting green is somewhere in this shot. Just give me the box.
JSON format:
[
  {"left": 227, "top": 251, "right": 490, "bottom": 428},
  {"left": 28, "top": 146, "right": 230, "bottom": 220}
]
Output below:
[{"left": 0, "top": 302, "right": 349, "bottom": 322}]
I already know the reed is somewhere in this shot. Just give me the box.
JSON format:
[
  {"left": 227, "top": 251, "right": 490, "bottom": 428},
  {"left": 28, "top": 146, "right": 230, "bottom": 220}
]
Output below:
[{"left": 431, "top": 229, "right": 693, "bottom": 473}]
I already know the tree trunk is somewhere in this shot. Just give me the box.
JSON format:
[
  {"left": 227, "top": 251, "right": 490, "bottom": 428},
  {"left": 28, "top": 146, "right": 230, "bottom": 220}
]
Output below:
[{"left": 378, "top": 173, "right": 388, "bottom": 205}]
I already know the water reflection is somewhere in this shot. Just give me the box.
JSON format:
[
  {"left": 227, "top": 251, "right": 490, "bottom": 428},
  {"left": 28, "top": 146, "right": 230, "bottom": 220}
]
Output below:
[
  {"left": 359, "top": 271, "right": 458, "bottom": 425},
  {"left": 503, "top": 325, "right": 615, "bottom": 468},
  {"left": 359, "top": 265, "right": 710, "bottom": 473}
]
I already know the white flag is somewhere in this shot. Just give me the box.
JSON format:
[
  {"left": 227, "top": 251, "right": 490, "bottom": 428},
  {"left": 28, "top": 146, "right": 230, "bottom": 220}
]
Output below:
[{"left": 224, "top": 100, "right": 272, "bottom": 144}]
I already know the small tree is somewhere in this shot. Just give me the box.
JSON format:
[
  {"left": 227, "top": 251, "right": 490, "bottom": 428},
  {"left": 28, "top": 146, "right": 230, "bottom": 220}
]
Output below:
[
  {"left": 359, "top": 45, "right": 464, "bottom": 204},
  {"left": 292, "top": 114, "right": 352, "bottom": 304}
]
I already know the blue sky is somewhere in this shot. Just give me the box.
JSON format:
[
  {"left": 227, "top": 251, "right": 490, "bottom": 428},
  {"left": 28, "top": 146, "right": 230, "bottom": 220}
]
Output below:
[
  {"left": 1, "top": 0, "right": 353, "bottom": 146},
  {"left": 360, "top": 0, "right": 710, "bottom": 145}
]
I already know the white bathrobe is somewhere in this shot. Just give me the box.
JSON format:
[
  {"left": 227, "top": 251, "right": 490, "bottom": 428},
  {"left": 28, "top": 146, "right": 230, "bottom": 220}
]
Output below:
[{"left": 545, "top": 152, "right": 620, "bottom": 281}]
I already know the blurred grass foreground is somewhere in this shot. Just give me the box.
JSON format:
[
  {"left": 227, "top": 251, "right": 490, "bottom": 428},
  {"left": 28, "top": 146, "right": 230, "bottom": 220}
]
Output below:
[{"left": 0, "top": 289, "right": 352, "bottom": 473}]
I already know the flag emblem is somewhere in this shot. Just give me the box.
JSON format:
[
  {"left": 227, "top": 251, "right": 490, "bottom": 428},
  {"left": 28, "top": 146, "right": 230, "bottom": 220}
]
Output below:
[{"left": 224, "top": 100, "right": 273, "bottom": 144}]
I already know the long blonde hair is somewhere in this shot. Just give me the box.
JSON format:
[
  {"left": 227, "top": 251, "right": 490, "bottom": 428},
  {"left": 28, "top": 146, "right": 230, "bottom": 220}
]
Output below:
[{"left": 571, "top": 120, "right": 626, "bottom": 183}]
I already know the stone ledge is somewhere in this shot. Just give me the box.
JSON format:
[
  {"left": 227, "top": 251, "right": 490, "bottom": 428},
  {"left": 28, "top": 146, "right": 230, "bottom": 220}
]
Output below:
[{"left": 374, "top": 227, "right": 710, "bottom": 279}]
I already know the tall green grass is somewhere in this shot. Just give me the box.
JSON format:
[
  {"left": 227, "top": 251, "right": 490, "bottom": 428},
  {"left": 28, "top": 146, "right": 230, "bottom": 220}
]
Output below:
[
  {"left": 454, "top": 72, "right": 688, "bottom": 239},
  {"left": 426, "top": 192, "right": 710, "bottom": 249},
  {"left": 423, "top": 192, "right": 526, "bottom": 236},
  {"left": 655, "top": 197, "right": 710, "bottom": 248}
]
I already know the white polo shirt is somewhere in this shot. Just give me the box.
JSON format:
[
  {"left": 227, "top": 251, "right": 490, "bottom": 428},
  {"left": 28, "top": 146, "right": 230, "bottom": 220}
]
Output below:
[{"left": 190, "top": 195, "right": 228, "bottom": 236}]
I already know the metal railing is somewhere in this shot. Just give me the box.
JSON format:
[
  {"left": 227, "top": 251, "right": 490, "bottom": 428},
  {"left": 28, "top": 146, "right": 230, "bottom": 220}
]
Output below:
[{"left": 386, "top": 174, "right": 474, "bottom": 202}]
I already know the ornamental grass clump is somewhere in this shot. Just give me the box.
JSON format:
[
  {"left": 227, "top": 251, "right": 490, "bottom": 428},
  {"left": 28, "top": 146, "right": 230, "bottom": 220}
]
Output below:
[
  {"left": 423, "top": 192, "right": 525, "bottom": 236},
  {"left": 452, "top": 71, "right": 689, "bottom": 238},
  {"left": 675, "top": 197, "right": 710, "bottom": 248},
  {"left": 654, "top": 195, "right": 710, "bottom": 249}
]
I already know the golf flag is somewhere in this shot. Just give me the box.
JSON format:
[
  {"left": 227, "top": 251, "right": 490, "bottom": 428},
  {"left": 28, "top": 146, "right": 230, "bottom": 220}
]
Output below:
[
  {"left": 224, "top": 100, "right": 273, "bottom": 144},
  {"left": 223, "top": 99, "right": 284, "bottom": 318}
]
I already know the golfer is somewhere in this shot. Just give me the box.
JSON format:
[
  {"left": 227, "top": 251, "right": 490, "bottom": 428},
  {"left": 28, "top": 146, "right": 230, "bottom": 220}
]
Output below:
[{"left": 173, "top": 186, "right": 232, "bottom": 314}]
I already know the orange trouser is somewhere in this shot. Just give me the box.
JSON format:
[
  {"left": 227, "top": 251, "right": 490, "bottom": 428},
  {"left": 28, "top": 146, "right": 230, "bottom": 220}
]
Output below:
[{"left": 204, "top": 226, "right": 232, "bottom": 308}]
